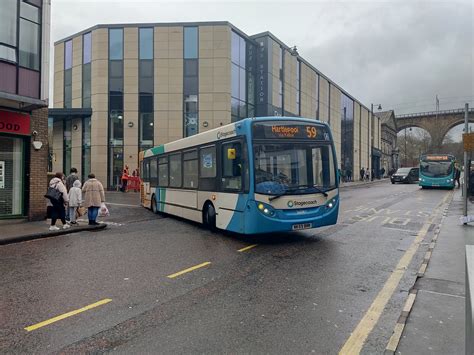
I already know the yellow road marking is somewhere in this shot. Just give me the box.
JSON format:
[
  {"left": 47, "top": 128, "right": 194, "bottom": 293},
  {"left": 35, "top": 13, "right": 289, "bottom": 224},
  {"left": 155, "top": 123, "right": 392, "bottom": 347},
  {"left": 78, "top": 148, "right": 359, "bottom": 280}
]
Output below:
[
  {"left": 339, "top": 192, "right": 451, "bottom": 354},
  {"left": 25, "top": 298, "right": 112, "bottom": 332},
  {"left": 386, "top": 323, "right": 406, "bottom": 352},
  {"left": 237, "top": 244, "right": 258, "bottom": 252},
  {"left": 167, "top": 262, "right": 211, "bottom": 279}
]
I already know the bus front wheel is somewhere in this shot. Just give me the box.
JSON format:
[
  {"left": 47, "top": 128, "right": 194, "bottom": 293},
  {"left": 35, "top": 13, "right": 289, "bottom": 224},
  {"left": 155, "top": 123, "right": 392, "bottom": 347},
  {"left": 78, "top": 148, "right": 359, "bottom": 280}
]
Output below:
[{"left": 203, "top": 203, "right": 216, "bottom": 231}]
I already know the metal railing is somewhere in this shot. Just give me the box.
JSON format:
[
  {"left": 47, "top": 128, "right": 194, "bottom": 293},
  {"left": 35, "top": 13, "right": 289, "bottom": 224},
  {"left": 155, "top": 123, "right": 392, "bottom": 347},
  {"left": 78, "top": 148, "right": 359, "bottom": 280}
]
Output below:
[{"left": 395, "top": 108, "right": 474, "bottom": 119}]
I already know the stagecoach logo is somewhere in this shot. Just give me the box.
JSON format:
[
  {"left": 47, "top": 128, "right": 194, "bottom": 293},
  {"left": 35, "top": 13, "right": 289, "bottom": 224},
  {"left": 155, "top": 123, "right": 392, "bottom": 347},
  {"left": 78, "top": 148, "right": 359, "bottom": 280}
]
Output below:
[
  {"left": 217, "top": 129, "right": 236, "bottom": 140},
  {"left": 287, "top": 199, "right": 319, "bottom": 208}
]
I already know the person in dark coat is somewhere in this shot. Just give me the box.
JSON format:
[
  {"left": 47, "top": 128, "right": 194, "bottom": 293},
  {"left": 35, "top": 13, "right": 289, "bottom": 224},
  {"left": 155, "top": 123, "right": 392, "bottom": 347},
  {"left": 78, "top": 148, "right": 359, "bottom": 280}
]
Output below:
[{"left": 360, "top": 167, "right": 365, "bottom": 181}]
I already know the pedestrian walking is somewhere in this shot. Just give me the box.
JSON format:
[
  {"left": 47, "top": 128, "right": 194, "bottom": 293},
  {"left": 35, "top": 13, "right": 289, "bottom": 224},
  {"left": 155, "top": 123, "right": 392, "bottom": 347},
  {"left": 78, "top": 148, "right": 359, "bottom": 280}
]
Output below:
[
  {"left": 82, "top": 173, "right": 105, "bottom": 225},
  {"left": 121, "top": 165, "right": 130, "bottom": 192},
  {"left": 381, "top": 167, "right": 386, "bottom": 178},
  {"left": 347, "top": 169, "right": 352, "bottom": 182},
  {"left": 65, "top": 167, "right": 79, "bottom": 221},
  {"left": 455, "top": 164, "right": 461, "bottom": 188},
  {"left": 360, "top": 167, "right": 365, "bottom": 181},
  {"left": 371, "top": 168, "right": 375, "bottom": 181},
  {"left": 68, "top": 180, "right": 82, "bottom": 225},
  {"left": 46, "top": 172, "right": 70, "bottom": 231}
]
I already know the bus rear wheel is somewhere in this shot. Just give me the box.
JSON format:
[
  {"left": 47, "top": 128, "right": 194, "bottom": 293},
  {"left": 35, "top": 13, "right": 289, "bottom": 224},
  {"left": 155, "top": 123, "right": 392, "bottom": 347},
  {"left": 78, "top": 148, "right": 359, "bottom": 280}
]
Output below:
[{"left": 203, "top": 203, "right": 216, "bottom": 231}]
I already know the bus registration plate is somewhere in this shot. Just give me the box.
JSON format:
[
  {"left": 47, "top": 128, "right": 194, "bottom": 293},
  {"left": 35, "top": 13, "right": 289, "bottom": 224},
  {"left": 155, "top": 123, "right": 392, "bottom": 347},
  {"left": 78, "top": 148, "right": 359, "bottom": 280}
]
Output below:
[{"left": 292, "top": 223, "right": 312, "bottom": 230}]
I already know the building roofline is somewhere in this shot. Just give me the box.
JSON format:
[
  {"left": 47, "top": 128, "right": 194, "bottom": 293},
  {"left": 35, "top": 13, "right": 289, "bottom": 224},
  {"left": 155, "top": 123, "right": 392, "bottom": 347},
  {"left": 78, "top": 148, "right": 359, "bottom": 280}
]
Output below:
[{"left": 54, "top": 21, "right": 372, "bottom": 113}]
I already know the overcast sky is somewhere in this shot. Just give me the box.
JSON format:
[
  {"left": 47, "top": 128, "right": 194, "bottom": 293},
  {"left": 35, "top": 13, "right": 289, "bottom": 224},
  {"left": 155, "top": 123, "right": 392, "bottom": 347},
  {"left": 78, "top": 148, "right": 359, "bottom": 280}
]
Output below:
[{"left": 50, "top": 0, "right": 473, "bottom": 140}]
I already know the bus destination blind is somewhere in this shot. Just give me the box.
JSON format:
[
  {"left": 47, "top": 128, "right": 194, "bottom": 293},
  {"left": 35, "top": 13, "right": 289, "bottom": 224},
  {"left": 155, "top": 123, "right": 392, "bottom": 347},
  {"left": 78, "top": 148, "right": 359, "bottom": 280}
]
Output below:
[{"left": 253, "top": 122, "right": 329, "bottom": 140}]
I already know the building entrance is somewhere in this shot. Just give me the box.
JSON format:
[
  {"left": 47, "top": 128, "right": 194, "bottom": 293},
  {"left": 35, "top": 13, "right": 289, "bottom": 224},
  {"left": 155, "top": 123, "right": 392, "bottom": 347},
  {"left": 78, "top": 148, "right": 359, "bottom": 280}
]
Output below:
[{"left": 0, "top": 135, "right": 25, "bottom": 217}]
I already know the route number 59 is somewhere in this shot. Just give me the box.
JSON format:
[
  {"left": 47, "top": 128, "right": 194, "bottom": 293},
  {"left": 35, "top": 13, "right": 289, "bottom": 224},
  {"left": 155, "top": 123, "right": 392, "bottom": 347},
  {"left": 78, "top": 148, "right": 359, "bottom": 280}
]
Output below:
[{"left": 306, "top": 126, "right": 317, "bottom": 138}]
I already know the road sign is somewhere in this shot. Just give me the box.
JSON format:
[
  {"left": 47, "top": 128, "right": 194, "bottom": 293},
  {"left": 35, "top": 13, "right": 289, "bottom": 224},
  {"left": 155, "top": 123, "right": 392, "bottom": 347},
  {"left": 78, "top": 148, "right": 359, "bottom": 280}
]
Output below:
[{"left": 464, "top": 133, "right": 474, "bottom": 151}]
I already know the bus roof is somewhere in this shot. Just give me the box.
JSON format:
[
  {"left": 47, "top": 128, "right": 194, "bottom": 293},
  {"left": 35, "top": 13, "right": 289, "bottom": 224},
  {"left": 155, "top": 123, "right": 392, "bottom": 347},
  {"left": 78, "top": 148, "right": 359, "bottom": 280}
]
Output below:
[{"left": 143, "top": 116, "right": 330, "bottom": 158}]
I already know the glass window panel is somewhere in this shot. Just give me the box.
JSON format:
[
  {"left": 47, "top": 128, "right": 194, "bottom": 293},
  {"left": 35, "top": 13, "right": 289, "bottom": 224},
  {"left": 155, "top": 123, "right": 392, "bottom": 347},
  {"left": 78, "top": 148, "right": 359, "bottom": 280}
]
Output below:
[
  {"left": 140, "top": 112, "right": 154, "bottom": 143},
  {"left": 231, "top": 98, "right": 239, "bottom": 117},
  {"left": 239, "top": 37, "right": 246, "bottom": 68},
  {"left": 0, "top": 137, "right": 24, "bottom": 216},
  {"left": 184, "top": 150, "right": 198, "bottom": 160},
  {"left": 83, "top": 32, "right": 92, "bottom": 64},
  {"left": 82, "top": 116, "right": 91, "bottom": 181},
  {"left": 64, "top": 69, "right": 72, "bottom": 85},
  {"left": 169, "top": 154, "right": 182, "bottom": 187},
  {"left": 0, "top": 45, "right": 16, "bottom": 62},
  {"left": 239, "top": 67, "right": 246, "bottom": 100},
  {"left": 239, "top": 100, "right": 247, "bottom": 119},
  {"left": 200, "top": 146, "right": 216, "bottom": 178},
  {"left": 109, "top": 60, "right": 123, "bottom": 77},
  {"left": 231, "top": 31, "right": 240, "bottom": 65},
  {"left": 109, "top": 95, "right": 123, "bottom": 110},
  {"left": 185, "top": 112, "right": 198, "bottom": 137},
  {"left": 183, "top": 76, "right": 198, "bottom": 95},
  {"left": 109, "top": 147, "right": 123, "bottom": 188},
  {"left": 20, "top": 2, "right": 40, "bottom": 23},
  {"left": 64, "top": 40, "right": 72, "bottom": 70},
  {"left": 19, "top": 19, "right": 40, "bottom": 70},
  {"left": 185, "top": 101, "right": 197, "bottom": 113},
  {"left": 139, "top": 28, "right": 153, "bottom": 60},
  {"left": 183, "top": 159, "right": 198, "bottom": 188},
  {"left": 109, "top": 28, "right": 123, "bottom": 60},
  {"left": 158, "top": 162, "right": 168, "bottom": 187},
  {"left": 248, "top": 104, "right": 255, "bottom": 117},
  {"left": 110, "top": 109, "right": 124, "bottom": 142},
  {"left": 231, "top": 64, "right": 239, "bottom": 98},
  {"left": 139, "top": 77, "right": 153, "bottom": 95},
  {"left": 139, "top": 94, "right": 153, "bottom": 112},
  {"left": 184, "top": 59, "right": 198, "bottom": 76},
  {"left": 109, "top": 77, "right": 123, "bottom": 94},
  {"left": 0, "top": 0, "right": 17, "bottom": 46},
  {"left": 184, "top": 27, "right": 198, "bottom": 59},
  {"left": 139, "top": 60, "right": 153, "bottom": 77}
]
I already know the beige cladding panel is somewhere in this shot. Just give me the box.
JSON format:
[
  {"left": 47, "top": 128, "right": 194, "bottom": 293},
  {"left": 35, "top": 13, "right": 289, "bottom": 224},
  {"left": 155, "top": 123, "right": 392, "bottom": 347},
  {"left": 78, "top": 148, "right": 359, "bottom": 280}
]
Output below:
[
  {"left": 124, "top": 27, "right": 138, "bottom": 59},
  {"left": 353, "top": 102, "right": 361, "bottom": 178},
  {"left": 54, "top": 42, "right": 64, "bottom": 73},
  {"left": 53, "top": 70, "right": 64, "bottom": 108},
  {"left": 92, "top": 28, "right": 108, "bottom": 61},
  {"left": 91, "top": 59, "right": 108, "bottom": 95},
  {"left": 71, "top": 65, "right": 82, "bottom": 108},
  {"left": 168, "top": 27, "right": 183, "bottom": 59},
  {"left": 318, "top": 77, "right": 329, "bottom": 122},
  {"left": 90, "top": 110, "right": 108, "bottom": 184},
  {"left": 124, "top": 59, "right": 138, "bottom": 96}
]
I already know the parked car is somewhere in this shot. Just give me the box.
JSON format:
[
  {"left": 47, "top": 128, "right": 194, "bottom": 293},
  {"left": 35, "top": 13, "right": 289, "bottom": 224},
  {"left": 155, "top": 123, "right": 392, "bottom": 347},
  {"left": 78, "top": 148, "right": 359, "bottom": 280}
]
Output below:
[{"left": 391, "top": 167, "right": 419, "bottom": 184}]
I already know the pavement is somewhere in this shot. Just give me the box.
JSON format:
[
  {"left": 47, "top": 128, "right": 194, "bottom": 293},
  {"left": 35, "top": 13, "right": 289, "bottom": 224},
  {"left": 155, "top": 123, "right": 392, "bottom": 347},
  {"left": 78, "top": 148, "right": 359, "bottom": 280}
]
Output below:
[{"left": 393, "top": 187, "right": 473, "bottom": 354}]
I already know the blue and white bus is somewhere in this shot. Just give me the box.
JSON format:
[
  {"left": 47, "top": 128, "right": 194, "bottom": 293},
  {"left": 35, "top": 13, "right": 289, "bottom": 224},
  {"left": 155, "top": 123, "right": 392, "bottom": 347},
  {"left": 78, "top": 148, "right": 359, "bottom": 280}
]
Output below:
[
  {"left": 419, "top": 154, "right": 456, "bottom": 189},
  {"left": 139, "top": 117, "right": 339, "bottom": 234}
]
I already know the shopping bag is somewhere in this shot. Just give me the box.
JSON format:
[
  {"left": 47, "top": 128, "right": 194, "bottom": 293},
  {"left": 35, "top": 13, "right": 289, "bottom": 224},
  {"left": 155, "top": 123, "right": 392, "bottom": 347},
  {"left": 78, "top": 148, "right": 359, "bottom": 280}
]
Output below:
[
  {"left": 99, "top": 202, "right": 110, "bottom": 217},
  {"left": 76, "top": 206, "right": 87, "bottom": 217}
]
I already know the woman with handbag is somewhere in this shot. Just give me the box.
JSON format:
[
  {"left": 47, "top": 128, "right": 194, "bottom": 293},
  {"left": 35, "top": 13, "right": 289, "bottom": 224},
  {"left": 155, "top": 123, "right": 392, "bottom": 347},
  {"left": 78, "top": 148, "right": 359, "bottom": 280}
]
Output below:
[
  {"left": 46, "top": 172, "right": 70, "bottom": 231},
  {"left": 82, "top": 173, "right": 105, "bottom": 225}
]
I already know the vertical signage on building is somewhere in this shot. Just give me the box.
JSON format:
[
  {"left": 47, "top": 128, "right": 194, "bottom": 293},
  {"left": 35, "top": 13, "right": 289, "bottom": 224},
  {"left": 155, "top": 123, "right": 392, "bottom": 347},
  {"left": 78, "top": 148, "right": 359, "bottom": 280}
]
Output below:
[
  {"left": 255, "top": 38, "right": 268, "bottom": 117},
  {"left": 0, "top": 161, "right": 4, "bottom": 189}
]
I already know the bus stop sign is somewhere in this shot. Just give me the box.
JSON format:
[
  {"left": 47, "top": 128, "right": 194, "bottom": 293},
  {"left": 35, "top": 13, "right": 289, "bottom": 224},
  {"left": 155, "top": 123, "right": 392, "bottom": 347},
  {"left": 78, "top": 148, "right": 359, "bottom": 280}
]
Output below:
[{"left": 463, "top": 133, "right": 474, "bottom": 152}]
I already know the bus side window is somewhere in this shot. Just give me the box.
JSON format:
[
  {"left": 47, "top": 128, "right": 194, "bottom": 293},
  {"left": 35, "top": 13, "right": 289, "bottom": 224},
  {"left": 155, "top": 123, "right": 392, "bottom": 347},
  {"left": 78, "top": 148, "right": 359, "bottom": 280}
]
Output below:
[
  {"left": 149, "top": 158, "right": 157, "bottom": 187},
  {"left": 183, "top": 150, "right": 198, "bottom": 189},
  {"left": 222, "top": 142, "right": 242, "bottom": 191},
  {"left": 143, "top": 160, "right": 150, "bottom": 183},
  {"left": 158, "top": 156, "right": 168, "bottom": 187},
  {"left": 199, "top": 145, "right": 217, "bottom": 191},
  {"left": 169, "top": 153, "right": 182, "bottom": 188}
]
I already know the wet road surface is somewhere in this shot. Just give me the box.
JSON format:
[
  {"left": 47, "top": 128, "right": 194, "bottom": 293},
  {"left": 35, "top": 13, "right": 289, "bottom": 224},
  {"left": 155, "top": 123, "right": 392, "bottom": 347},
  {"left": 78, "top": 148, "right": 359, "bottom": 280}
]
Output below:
[{"left": 0, "top": 182, "right": 452, "bottom": 354}]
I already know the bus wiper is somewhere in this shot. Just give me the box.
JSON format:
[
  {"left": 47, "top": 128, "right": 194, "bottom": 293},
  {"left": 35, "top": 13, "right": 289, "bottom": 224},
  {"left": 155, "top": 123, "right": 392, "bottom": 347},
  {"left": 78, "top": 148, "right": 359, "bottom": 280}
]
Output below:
[
  {"left": 268, "top": 185, "right": 328, "bottom": 201},
  {"left": 288, "top": 185, "right": 329, "bottom": 197}
]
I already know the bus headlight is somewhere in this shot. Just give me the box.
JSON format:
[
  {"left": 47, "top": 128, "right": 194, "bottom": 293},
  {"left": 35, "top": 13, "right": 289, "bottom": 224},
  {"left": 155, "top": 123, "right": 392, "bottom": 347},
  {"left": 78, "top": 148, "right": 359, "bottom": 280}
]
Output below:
[
  {"left": 326, "top": 198, "right": 337, "bottom": 209},
  {"left": 447, "top": 179, "right": 453, "bottom": 183},
  {"left": 256, "top": 202, "right": 275, "bottom": 216}
]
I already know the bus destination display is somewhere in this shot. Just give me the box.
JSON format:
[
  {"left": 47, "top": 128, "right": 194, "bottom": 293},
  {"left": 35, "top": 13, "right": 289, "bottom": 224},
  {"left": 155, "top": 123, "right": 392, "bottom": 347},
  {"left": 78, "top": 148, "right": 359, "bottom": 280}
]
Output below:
[
  {"left": 423, "top": 155, "right": 451, "bottom": 161},
  {"left": 253, "top": 122, "right": 329, "bottom": 140}
]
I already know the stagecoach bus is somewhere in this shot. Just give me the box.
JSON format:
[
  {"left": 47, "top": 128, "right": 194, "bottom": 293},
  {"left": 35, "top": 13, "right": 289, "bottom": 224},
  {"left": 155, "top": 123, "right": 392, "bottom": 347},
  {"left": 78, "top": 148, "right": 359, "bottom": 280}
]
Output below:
[
  {"left": 139, "top": 117, "right": 339, "bottom": 234},
  {"left": 419, "top": 154, "right": 456, "bottom": 189}
]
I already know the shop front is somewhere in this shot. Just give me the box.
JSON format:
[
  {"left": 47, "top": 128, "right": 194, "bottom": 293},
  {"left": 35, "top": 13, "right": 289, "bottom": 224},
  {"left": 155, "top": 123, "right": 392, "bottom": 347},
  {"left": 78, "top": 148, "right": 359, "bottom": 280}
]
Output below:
[{"left": 0, "top": 110, "right": 30, "bottom": 218}]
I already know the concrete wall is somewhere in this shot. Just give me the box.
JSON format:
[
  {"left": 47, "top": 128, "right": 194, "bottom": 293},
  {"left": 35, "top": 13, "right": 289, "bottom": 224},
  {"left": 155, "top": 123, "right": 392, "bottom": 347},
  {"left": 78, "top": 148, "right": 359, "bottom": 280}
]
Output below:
[
  {"left": 283, "top": 51, "right": 297, "bottom": 115},
  {"left": 330, "top": 85, "right": 342, "bottom": 168},
  {"left": 300, "top": 63, "right": 317, "bottom": 119},
  {"left": 319, "top": 77, "right": 329, "bottom": 122},
  {"left": 354, "top": 101, "right": 361, "bottom": 179}
]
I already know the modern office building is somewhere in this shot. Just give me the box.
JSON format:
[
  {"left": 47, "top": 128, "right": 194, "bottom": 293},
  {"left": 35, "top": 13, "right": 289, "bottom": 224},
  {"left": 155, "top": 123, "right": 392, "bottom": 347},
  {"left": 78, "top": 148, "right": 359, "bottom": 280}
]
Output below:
[
  {"left": 0, "top": 0, "right": 51, "bottom": 219},
  {"left": 51, "top": 21, "right": 381, "bottom": 188}
]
